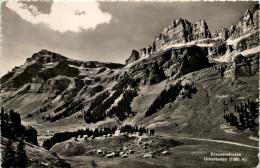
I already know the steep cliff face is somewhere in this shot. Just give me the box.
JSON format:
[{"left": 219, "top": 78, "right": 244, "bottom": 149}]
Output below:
[
  {"left": 212, "top": 27, "right": 231, "bottom": 40},
  {"left": 153, "top": 19, "right": 211, "bottom": 51},
  {"left": 192, "top": 20, "right": 211, "bottom": 41},
  {"left": 154, "top": 19, "right": 192, "bottom": 51},
  {"left": 233, "top": 55, "right": 252, "bottom": 76},
  {"left": 235, "top": 31, "right": 259, "bottom": 51},
  {"left": 126, "top": 46, "right": 209, "bottom": 85},
  {"left": 38, "top": 61, "right": 80, "bottom": 80},
  {"left": 1, "top": 63, "right": 43, "bottom": 89},
  {"left": 224, "top": 54, "right": 258, "bottom": 79}
]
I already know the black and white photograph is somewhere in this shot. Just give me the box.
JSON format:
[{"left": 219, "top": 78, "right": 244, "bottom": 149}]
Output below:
[{"left": 0, "top": 1, "right": 259, "bottom": 167}]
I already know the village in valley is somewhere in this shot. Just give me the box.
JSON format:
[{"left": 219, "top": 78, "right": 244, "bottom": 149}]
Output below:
[{"left": 44, "top": 124, "right": 161, "bottom": 159}]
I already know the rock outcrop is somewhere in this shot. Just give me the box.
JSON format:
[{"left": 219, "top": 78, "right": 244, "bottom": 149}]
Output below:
[
  {"left": 128, "top": 46, "right": 209, "bottom": 85},
  {"left": 125, "top": 50, "right": 140, "bottom": 65},
  {"left": 192, "top": 20, "right": 211, "bottom": 41},
  {"left": 1, "top": 63, "right": 43, "bottom": 89},
  {"left": 148, "top": 62, "right": 166, "bottom": 85},
  {"left": 224, "top": 54, "right": 253, "bottom": 78},
  {"left": 39, "top": 61, "right": 80, "bottom": 79},
  {"left": 212, "top": 28, "right": 231, "bottom": 40},
  {"left": 235, "top": 32, "right": 259, "bottom": 51},
  {"left": 233, "top": 55, "right": 252, "bottom": 77},
  {"left": 178, "top": 46, "right": 209, "bottom": 76}
]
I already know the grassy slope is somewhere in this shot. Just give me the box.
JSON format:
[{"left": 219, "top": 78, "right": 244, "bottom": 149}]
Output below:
[
  {"left": 127, "top": 64, "right": 258, "bottom": 146},
  {"left": 1, "top": 137, "right": 71, "bottom": 168}
]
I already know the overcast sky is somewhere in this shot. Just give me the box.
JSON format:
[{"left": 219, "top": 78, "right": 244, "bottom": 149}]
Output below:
[{"left": 1, "top": 1, "right": 257, "bottom": 75}]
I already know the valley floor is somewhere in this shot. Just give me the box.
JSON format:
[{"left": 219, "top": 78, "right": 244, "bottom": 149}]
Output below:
[{"left": 58, "top": 135, "right": 258, "bottom": 168}]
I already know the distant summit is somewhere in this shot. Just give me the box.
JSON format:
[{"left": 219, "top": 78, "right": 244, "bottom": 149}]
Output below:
[
  {"left": 26, "top": 49, "right": 68, "bottom": 64},
  {"left": 1, "top": 50, "right": 123, "bottom": 89}
]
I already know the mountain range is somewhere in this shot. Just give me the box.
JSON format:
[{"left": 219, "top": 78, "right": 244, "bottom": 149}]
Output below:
[{"left": 1, "top": 5, "right": 259, "bottom": 167}]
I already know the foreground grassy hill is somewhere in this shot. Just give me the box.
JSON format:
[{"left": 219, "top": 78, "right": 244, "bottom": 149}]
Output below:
[
  {"left": 49, "top": 134, "right": 258, "bottom": 168},
  {"left": 1, "top": 136, "right": 71, "bottom": 167}
]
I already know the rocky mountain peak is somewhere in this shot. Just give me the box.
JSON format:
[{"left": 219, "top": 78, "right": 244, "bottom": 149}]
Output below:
[
  {"left": 152, "top": 18, "right": 211, "bottom": 51},
  {"left": 238, "top": 8, "right": 254, "bottom": 30},
  {"left": 192, "top": 19, "right": 211, "bottom": 40},
  {"left": 26, "top": 49, "right": 67, "bottom": 64},
  {"left": 218, "top": 5, "right": 259, "bottom": 40},
  {"left": 126, "top": 18, "right": 211, "bottom": 64},
  {"left": 229, "top": 24, "right": 236, "bottom": 34}
]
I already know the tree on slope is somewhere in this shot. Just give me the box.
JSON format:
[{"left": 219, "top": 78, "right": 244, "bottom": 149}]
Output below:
[
  {"left": 16, "top": 137, "right": 28, "bottom": 168},
  {"left": 2, "top": 139, "right": 17, "bottom": 168},
  {"left": 91, "top": 160, "right": 97, "bottom": 168}
]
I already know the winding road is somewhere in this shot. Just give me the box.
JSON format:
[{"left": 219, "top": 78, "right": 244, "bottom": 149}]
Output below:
[{"left": 175, "top": 136, "right": 259, "bottom": 149}]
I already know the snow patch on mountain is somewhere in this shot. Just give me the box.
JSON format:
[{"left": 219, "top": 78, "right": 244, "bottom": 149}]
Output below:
[{"left": 226, "top": 30, "right": 258, "bottom": 45}]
